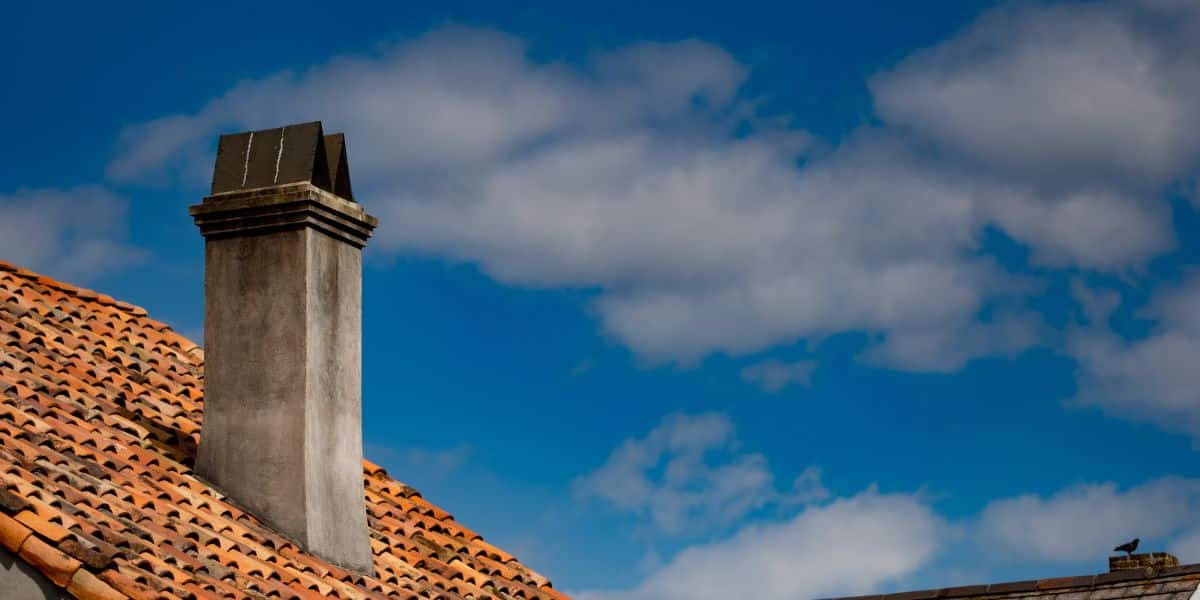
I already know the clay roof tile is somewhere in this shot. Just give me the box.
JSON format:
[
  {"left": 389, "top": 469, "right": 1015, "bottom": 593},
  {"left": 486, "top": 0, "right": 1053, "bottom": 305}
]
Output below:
[{"left": 0, "top": 259, "right": 566, "bottom": 599}]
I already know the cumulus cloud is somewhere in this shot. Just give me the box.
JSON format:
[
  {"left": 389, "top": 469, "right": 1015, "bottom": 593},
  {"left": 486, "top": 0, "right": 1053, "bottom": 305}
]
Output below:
[
  {"left": 0, "top": 187, "right": 145, "bottom": 281},
  {"left": 574, "top": 412, "right": 1200, "bottom": 596},
  {"left": 871, "top": 0, "right": 1200, "bottom": 189},
  {"left": 574, "top": 413, "right": 825, "bottom": 535},
  {"left": 576, "top": 489, "right": 943, "bottom": 600},
  {"left": 580, "top": 472, "right": 1200, "bottom": 599},
  {"left": 108, "top": 2, "right": 1197, "bottom": 370},
  {"left": 1070, "top": 273, "right": 1200, "bottom": 439},
  {"left": 978, "top": 477, "right": 1200, "bottom": 563},
  {"left": 870, "top": 0, "right": 1198, "bottom": 270}
]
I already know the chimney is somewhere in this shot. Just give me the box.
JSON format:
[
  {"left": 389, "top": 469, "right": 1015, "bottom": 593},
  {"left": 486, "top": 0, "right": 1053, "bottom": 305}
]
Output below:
[
  {"left": 1109, "top": 552, "right": 1179, "bottom": 573},
  {"left": 189, "top": 122, "right": 378, "bottom": 573}
]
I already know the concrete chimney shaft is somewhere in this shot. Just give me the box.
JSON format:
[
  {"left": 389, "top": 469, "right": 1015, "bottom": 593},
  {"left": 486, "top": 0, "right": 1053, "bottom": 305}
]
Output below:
[{"left": 189, "top": 122, "right": 378, "bottom": 574}]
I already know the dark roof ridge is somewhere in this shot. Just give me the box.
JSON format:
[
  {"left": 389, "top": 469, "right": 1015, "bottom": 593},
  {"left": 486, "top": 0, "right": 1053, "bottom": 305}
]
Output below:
[{"left": 822, "top": 563, "right": 1200, "bottom": 600}]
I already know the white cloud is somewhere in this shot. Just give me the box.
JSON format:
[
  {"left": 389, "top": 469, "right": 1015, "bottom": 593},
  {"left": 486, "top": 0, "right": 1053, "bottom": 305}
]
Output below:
[
  {"left": 0, "top": 187, "right": 145, "bottom": 282},
  {"left": 870, "top": 0, "right": 1197, "bottom": 270},
  {"left": 740, "top": 358, "right": 816, "bottom": 393},
  {"left": 107, "top": 28, "right": 748, "bottom": 185},
  {"left": 576, "top": 489, "right": 943, "bottom": 600},
  {"left": 580, "top": 473, "right": 1200, "bottom": 599},
  {"left": 977, "top": 477, "right": 1200, "bottom": 563},
  {"left": 574, "top": 413, "right": 823, "bottom": 536},
  {"left": 108, "top": 4, "right": 1196, "bottom": 370},
  {"left": 871, "top": 0, "right": 1200, "bottom": 189},
  {"left": 574, "top": 412, "right": 1200, "bottom": 596},
  {"left": 102, "top": 25, "right": 1040, "bottom": 372},
  {"left": 1069, "top": 273, "right": 1200, "bottom": 439}
]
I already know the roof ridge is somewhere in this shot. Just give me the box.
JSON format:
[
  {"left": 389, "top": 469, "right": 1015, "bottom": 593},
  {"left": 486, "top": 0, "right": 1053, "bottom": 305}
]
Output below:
[
  {"left": 823, "top": 563, "right": 1200, "bottom": 600},
  {"left": 0, "top": 259, "right": 149, "bottom": 319}
]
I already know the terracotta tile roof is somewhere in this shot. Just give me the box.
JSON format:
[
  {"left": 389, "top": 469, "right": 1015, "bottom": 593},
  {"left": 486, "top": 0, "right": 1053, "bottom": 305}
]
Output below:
[
  {"left": 0, "top": 259, "right": 568, "bottom": 600},
  {"left": 825, "top": 564, "right": 1200, "bottom": 600}
]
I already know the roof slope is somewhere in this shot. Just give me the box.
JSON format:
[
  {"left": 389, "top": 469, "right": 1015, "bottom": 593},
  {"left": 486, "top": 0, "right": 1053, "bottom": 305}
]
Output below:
[
  {"left": 0, "top": 260, "right": 567, "bottom": 600},
  {"left": 828, "top": 564, "right": 1200, "bottom": 600}
]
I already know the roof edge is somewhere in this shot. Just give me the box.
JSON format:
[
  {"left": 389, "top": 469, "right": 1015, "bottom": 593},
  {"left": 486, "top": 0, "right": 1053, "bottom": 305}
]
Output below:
[
  {"left": 821, "top": 563, "right": 1200, "bottom": 600},
  {"left": 0, "top": 259, "right": 200, "bottom": 357}
]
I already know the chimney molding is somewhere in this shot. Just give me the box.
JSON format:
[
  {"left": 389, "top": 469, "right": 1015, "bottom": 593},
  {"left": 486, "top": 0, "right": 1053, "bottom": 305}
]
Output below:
[
  {"left": 191, "top": 181, "right": 377, "bottom": 247},
  {"left": 190, "top": 122, "right": 378, "bottom": 574}
]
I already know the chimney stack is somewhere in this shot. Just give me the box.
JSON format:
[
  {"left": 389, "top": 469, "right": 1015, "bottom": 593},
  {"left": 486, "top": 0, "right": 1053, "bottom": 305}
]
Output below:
[
  {"left": 1109, "top": 552, "right": 1179, "bottom": 573},
  {"left": 189, "top": 122, "right": 378, "bottom": 573}
]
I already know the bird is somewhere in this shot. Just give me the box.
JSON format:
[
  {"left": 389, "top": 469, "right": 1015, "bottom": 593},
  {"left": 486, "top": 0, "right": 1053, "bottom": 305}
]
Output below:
[{"left": 1113, "top": 538, "right": 1139, "bottom": 556}]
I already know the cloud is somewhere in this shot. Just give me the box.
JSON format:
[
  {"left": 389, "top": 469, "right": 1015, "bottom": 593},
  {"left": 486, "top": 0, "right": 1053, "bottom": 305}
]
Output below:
[
  {"left": 740, "top": 358, "right": 816, "bottom": 393},
  {"left": 1069, "top": 273, "right": 1200, "bottom": 439},
  {"left": 576, "top": 488, "right": 943, "bottom": 600},
  {"left": 871, "top": 0, "right": 1200, "bottom": 189},
  {"left": 574, "top": 413, "right": 1200, "bottom": 596},
  {"left": 0, "top": 187, "right": 145, "bottom": 281},
  {"left": 870, "top": 0, "right": 1197, "bottom": 270},
  {"left": 107, "top": 28, "right": 748, "bottom": 186},
  {"left": 581, "top": 473, "right": 1200, "bottom": 599},
  {"left": 977, "top": 477, "right": 1200, "bottom": 563},
  {"left": 574, "top": 413, "right": 823, "bottom": 536},
  {"left": 109, "top": 4, "right": 1195, "bottom": 370}
]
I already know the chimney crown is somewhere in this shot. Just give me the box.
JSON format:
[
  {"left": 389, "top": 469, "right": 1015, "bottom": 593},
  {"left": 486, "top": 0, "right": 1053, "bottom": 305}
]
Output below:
[{"left": 1109, "top": 552, "right": 1179, "bottom": 573}]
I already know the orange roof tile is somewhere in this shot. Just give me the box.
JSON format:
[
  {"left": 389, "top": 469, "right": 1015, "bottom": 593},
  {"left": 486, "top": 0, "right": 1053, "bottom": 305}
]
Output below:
[{"left": 0, "top": 259, "right": 567, "bottom": 599}]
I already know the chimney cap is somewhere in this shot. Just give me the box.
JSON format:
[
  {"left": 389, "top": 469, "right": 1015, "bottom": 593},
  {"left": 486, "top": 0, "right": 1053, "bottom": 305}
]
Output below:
[
  {"left": 210, "top": 121, "right": 355, "bottom": 200},
  {"left": 1109, "top": 552, "right": 1179, "bottom": 572}
]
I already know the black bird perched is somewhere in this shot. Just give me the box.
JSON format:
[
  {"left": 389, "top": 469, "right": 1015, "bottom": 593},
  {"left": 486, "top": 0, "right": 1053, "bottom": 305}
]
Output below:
[{"left": 1114, "top": 538, "right": 1139, "bottom": 556}]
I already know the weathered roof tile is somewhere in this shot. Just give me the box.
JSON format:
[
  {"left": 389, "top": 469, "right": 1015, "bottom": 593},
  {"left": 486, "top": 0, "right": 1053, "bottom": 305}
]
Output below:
[{"left": 0, "top": 258, "right": 566, "bottom": 599}]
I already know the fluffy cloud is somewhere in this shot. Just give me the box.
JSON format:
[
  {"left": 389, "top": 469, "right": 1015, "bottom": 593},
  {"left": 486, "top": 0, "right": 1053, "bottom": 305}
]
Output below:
[
  {"left": 104, "top": 29, "right": 1034, "bottom": 370},
  {"left": 872, "top": 0, "right": 1200, "bottom": 189},
  {"left": 978, "top": 477, "right": 1200, "bottom": 563},
  {"left": 574, "top": 413, "right": 825, "bottom": 536},
  {"left": 109, "top": 1, "right": 1197, "bottom": 370},
  {"left": 581, "top": 472, "right": 1200, "bottom": 599},
  {"left": 575, "top": 412, "right": 1200, "bottom": 596},
  {"left": 0, "top": 187, "right": 144, "bottom": 281},
  {"left": 107, "top": 29, "right": 748, "bottom": 185},
  {"left": 1070, "top": 273, "right": 1200, "bottom": 439},
  {"left": 870, "top": 0, "right": 1197, "bottom": 270},
  {"left": 576, "top": 489, "right": 943, "bottom": 600}
]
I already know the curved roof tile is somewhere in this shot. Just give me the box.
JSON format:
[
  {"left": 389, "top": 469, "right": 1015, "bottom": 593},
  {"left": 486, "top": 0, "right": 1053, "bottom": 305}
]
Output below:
[{"left": 0, "top": 259, "right": 568, "bottom": 600}]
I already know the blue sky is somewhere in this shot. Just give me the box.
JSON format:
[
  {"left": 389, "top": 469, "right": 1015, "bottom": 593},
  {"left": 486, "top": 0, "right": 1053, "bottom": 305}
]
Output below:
[{"left": 6, "top": 1, "right": 1200, "bottom": 597}]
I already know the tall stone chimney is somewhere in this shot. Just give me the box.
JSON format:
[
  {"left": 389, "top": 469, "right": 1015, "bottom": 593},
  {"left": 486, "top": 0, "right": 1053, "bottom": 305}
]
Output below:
[{"left": 189, "top": 121, "right": 378, "bottom": 573}]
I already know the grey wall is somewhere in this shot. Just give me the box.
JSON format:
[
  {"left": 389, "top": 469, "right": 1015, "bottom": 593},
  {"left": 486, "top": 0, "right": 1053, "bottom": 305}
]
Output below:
[
  {"left": 0, "top": 545, "right": 67, "bottom": 600},
  {"left": 302, "top": 228, "right": 370, "bottom": 568},
  {"left": 196, "top": 226, "right": 372, "bottom": 574},
  {"left": 197, "top": 228, "right": 311, "bottom": 541}
]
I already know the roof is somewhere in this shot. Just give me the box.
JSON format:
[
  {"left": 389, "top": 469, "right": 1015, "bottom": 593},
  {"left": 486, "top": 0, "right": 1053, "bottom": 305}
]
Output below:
[
  {"left": 0, "top": 259, "right": 568, "bottom": 600},
  {"left": 828, "top": 563, "right": 1200, "bottom": 600}
]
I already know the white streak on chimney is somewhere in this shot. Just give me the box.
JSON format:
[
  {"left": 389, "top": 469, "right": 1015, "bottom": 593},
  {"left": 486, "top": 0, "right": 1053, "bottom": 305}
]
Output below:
[
  {"left": 242, "top": 132, "right": 254, "bottom": 187},
  {"left": 274, "top": 127, "right": 286, "bottom": 183}
]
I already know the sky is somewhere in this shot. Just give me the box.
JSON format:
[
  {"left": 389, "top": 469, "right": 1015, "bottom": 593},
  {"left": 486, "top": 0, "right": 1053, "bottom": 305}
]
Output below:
[{"left": 5, "top": 0, "right": 1200, "bottom": 597}]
